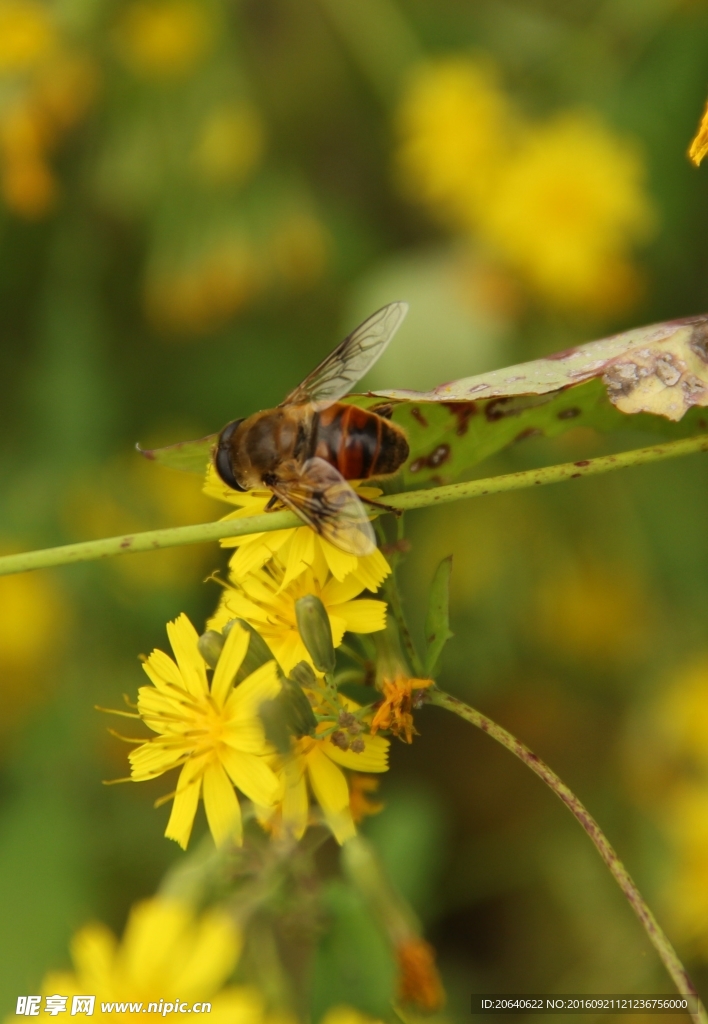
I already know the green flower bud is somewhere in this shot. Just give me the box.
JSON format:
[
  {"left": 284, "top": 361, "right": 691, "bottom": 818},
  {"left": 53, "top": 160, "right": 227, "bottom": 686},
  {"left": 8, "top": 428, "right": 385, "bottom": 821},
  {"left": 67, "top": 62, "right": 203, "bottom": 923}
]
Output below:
[
  {"left": 295, "top": 595, "right": 335, "bottom": 674},
  {"left": 197, "top": 630, "right": 225, "bottom": 669}
]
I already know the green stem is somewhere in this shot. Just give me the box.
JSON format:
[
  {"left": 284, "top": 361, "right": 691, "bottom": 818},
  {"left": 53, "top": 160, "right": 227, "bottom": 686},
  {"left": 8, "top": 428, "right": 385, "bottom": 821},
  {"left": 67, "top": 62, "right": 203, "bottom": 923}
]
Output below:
[
  {"left": 1, "top": 433, "right": 707, "bottom": 578},
  {"left": 427, "top": 688, "right": 707, "bottom": 1024}
]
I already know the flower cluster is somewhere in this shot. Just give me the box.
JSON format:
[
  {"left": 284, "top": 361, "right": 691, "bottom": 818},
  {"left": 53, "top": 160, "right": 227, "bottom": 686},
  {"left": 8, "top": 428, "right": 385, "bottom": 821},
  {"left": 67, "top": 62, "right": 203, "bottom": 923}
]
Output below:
[
  {"left": 113, "top": 475, "right": 438, "bottom": 853},
  {"left": 395, "top": 56, "right": 654, "bottom": 314},
  {"left": 0, "top": 0, "right": 97, "bottom": 218}
]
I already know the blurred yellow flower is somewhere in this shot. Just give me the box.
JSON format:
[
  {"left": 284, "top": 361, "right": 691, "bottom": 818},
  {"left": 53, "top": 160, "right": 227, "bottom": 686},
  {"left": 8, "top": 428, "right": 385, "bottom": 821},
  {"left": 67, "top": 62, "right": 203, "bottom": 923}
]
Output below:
[
  {"left": 654, "top": 658, "right": 708, "bottom": 773},
  {"left": 530, "top": 560, "right": 653, "bottom": 666},
  {"left": 64, "top": 454, "right": 222, "bottom": 590},
  {"left": 349, "top": 774, "right": 384, "bottom": 823},
  {"left": 395, "top": 56, "right": 513, "bottom": 231},
  {"left": 0, "top": 562, "right": 67, "bottom": 735},
  {"left": 396, "top": 936, "right": 445, "bottom": 1011},
  {"left": 145, "top": 237, "right": 262, "bottom": 336},
  {"left": 204, "top": 468, "right": 390, "bottom": 590},
  {"left": 660, "top": 781, "right": 708, "bottom": 953},
  {"left": 320, "top": 1010, "right": 385, "bottom": 1024},
  {"left": 128, "top": 614, "right": 281, "bottom": 849},
  {"left": 28, "top": 897, "right": 261, "bottom": 1022},
  {"left": 478, "top": 112, "right": 654, "bottom": 311},
  {"left": 0, "top": 0, "right": 55, "bottom": 74},
  {"left": 209, "top": 548, "right": 387, "bottom": 674},
  {"left": 193, "top": 102, "right": 265, "bottom": 186},
  {"left": 269, "top": 213, "right": 330, "bottom": 290},
  {"left": 115, "top": 0, "right": 212, "bottom": 79}
]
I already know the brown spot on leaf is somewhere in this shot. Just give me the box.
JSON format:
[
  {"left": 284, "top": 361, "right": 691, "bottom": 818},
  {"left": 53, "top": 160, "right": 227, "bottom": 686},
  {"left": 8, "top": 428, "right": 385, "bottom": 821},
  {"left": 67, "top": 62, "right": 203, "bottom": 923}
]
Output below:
[
  {"left": 603, "top": 362, "right": 641, "bottom": 397},
  {"left": 409, "top": 458, "right": 425, "bottom": 473},
  {"left": 655, "top": 353, "right": 681, "bottom": 387},
  {"left": 441, "top": 401, "right": 477, "bottom": 435},
  {"left": 428, "top": 444, "right": 451, "bottom": 468},
  {"left": 546, "top": 346, "right": 579, "bottom": 361},
  {"left": 515, "top": 427, "right": 544, "bottom": 443},
  {"left": 485, "top": 397, "right": 515, "bottom": 421},
  {"left": 574, "top": 460, "right": 590, "bottom": 467},
  {"left": 558, "top": 407, "right": 582, "bottom": 420},
  {"left": 683, "top": 375, "right": 707, "bottom": 402},
  {"left": 690, "top": 323, "right": 708, "bottom": 363},
  {"left": 410, "top": 407, "right": 428, "bottom": 428}
]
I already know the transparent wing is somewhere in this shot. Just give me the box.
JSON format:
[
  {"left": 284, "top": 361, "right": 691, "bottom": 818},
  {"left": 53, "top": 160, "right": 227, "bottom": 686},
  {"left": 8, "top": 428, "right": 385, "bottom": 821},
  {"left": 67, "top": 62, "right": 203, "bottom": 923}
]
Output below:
[
  {"left": 280, "top": 301, "right": 408, "bottom": 409},
  {"left": 136, "top": 433, "right": 218, "bottom": 474},
  {"left": 269, "top": 457, "right": 376, "bottom": 555}
]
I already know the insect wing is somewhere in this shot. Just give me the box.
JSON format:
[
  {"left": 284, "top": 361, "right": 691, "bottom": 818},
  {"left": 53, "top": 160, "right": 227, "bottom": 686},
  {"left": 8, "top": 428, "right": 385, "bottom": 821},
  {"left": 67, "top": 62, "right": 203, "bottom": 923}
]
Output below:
[
  {"left": 269, "top": 457, "right": 376, "bottom": 555},
  {"left": 279, "top": 301, "right": 408, "bottom": 409},
  {"left": 136, "top": 433, "right": 218, "bottom": 474}
]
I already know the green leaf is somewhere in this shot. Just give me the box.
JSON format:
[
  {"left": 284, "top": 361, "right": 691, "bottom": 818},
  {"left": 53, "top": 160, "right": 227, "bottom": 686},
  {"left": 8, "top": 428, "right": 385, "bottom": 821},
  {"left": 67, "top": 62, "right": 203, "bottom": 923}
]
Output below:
[
  {"left": 136, "top": 433, "right": 217, "bottom": 474},
  {"left": 424, "top": 555, "right": 454, "bottom": 677}
]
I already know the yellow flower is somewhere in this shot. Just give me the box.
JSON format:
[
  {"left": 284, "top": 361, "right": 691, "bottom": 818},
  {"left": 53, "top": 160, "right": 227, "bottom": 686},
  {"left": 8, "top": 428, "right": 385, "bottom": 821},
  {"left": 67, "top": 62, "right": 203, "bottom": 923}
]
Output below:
[
  {"left": 27, "top": 897, "right": 263, "bottom": 1023},
  {"left": 395, "top": 56, "right": 514, "bottom": 231},
  {"left": 349, "top": 774, "right": 384, "bottom": 823},
  {"left": 114, "top": 0, "right": 212, "bottom": 79},
  {"left": 203, "top": 467, "right": 391, "bottom": 591},
  {"left": 689, "top": 98, "right": 708, "bottom": 166},
  {"left": 478, "top": 112, "right": 654, "bottom": 311},
  {"left": 0, "top": 1, "right": 55, "bottom": 75},
  {"left": 320, "top": 1008, "right": 386, "bottom": 1024},
  {"left": 371, "top": 675, "right": 432, "bottom": 744},
  {"left": 128, "top": 614, "right": 281, "bottom": 849},
  {"left": 264, "top": 718, "right": 389, "bottom": 845},
  {"left": 145, "top": 237, "right": 262, "bottom": 336},
  {"left": 660, "top": 781, "right": 708, "bottom": 952},
  {"left": 209, "top": 548, "right": 387, "bottom": 675},
  {"left": 192, "top": 102, "right": 265, "bottom": 187}
]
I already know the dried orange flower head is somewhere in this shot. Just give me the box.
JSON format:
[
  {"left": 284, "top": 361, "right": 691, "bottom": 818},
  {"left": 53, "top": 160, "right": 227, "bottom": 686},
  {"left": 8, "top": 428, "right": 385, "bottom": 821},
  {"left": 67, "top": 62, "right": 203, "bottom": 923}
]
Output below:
[{"left": 371, "top": 675, "right": 433, "bottom": 744}]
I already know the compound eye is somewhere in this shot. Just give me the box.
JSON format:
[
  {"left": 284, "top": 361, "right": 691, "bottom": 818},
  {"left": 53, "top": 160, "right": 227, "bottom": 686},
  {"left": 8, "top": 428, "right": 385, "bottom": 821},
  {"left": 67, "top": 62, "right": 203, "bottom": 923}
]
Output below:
[{"left": 214, "top": 419, "right": 246, "bottom": 492}]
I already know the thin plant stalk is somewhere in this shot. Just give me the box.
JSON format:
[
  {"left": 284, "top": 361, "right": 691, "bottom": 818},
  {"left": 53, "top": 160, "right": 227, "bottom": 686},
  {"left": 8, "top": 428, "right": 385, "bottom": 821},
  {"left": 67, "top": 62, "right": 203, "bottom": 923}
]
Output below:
[
  {"left": 0, "top": 433, "right": 706, "bottom": 578},
  {"left": 427, "top": 688, "right": 707, "bottom": 1024}
]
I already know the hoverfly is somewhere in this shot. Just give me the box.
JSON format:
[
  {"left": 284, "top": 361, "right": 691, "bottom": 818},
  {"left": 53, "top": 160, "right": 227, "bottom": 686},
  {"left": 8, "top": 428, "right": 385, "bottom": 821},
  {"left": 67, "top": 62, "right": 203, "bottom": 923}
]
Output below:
[{"left": 140, "top": 302, "right": 410, "bottom": 555}]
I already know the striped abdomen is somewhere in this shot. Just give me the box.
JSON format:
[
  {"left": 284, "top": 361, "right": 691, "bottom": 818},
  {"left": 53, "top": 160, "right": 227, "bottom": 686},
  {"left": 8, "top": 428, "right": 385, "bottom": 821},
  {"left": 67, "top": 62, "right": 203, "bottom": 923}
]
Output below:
[{"left": 313, "top": 403, "right": 409, "bottom": 480}]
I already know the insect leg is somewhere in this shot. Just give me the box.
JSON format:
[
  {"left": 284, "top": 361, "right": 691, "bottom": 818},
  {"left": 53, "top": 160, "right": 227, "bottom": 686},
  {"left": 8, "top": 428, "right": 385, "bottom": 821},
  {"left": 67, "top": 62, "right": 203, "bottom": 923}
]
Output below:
[{"left": 362, "top": 496, "right": 403, "bottom": 518}]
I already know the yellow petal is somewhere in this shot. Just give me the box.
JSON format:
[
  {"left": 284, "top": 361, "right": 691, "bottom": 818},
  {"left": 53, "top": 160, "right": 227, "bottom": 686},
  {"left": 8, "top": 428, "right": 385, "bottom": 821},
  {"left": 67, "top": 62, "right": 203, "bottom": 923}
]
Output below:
[
  {"left": 281, "top": 758, "right": 309, "bottom": 840},
  {"left": 306, "top": 745, "right": 349, "bottom": 816},
  {"left": 321, "top": 575, "right": 366, "bottom": 606},
  {"left": 307, "top": 745, "right": 356, "bottom": 844},
  {"left": 166, "top": 614, "right": 208, "bottom": 697},
  {"left": 165, "top": 759, "right": 203, "bottom": 849},
  {"left": 120, "top": 899, "right": 189, "bottom": 986},
  {"left": 333, "top": 598, "right": 387, "bottom": 635},
  {"left": 203, "top": 761, "right": 242, "bottom": 846},
  {"left": 227, "top": 660, "right": 281, "bottom": 721},
  {"left": 211, "top": 621, "right": 249, "bottom": 707},
  {"left": 69, "top": 923, "right": 117, "bottom": 991},
  {"left": 323, "top": 733, "right": 390, "bottom": 772},
  {"left": 320, "top": 537, "right": 359, "bottom": 582},
  {"left": 279, "top": 528, "right": 315, "bottom": 589},
  {"left": 175, "top": 908, "right": 242, "bottom": 999},
  {"left": 142, "top": 648, "right": 184, "bottom": 691},
  {"left": 221, "top": 747, "right": 280, "bottom": 806},
  {"left": 351, "top": 548, "right": 391, "bottom": 592},
  {"left": 689, "top": 100, "right": 708, "bottom": 166}
]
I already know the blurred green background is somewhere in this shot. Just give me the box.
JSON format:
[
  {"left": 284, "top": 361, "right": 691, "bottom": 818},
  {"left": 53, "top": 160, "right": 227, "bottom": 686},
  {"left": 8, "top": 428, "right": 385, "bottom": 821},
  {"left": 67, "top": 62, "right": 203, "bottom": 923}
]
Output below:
[{"left": 2, "top": 0, "right": 708, "bottom": 1018}]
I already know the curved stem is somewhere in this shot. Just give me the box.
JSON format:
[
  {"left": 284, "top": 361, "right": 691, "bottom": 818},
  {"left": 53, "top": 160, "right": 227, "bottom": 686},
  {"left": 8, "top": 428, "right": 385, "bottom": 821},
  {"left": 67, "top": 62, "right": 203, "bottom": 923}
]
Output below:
[
  {"left": 1, "top": 433, "right": 707, "bottom": 578},
  {"left": 427, "top": 688, "right": 707, "bottom": 1024}
]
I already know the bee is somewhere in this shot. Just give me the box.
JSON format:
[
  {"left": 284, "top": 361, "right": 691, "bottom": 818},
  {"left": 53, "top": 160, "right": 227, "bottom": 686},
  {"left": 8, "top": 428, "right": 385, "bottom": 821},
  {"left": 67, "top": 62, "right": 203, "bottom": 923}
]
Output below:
[{"left": 142, "top": 302, "right": 410, "bottom": 555}]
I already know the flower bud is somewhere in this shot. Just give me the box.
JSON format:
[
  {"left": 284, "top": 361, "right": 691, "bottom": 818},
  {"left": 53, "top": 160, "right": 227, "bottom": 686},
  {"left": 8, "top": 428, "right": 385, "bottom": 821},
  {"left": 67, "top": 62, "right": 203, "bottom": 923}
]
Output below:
[
  {"left": 197, "top": 630, "right": 225, "bottom": 668},
  {"left": 295, "top": 595, "right": 335, "bottom": 674}
]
